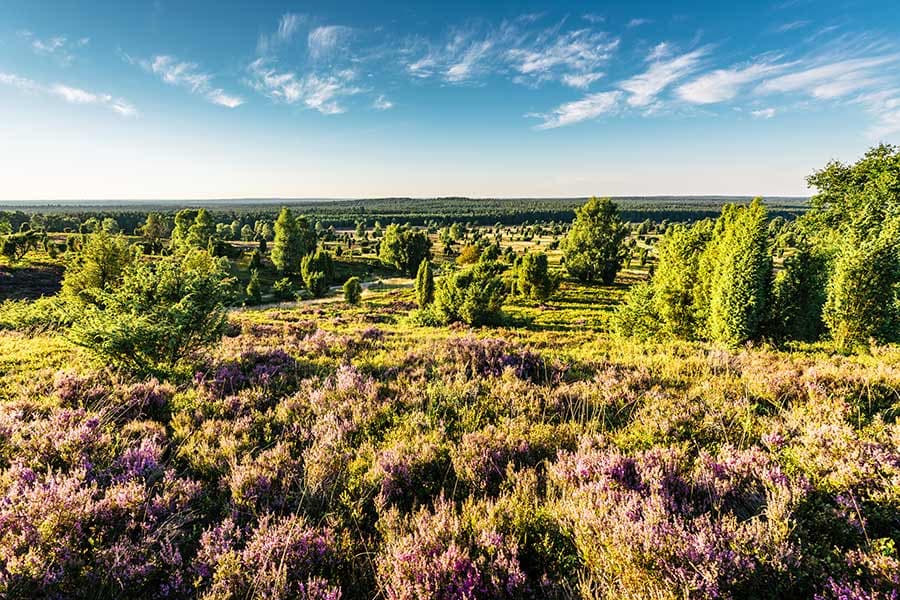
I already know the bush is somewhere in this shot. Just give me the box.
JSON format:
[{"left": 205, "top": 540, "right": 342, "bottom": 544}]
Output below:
[
  {"left": 70, "top": 249, "right": 232, "bottom": 375},
  {"left": 379, "top": 224, "right": 432, "bottom": 275},
  {"left": 61, "top": 231, "right": 137, "bottom": 306},
  {"left": 562, "top": 197, "right": 628, "bottom": 284},
  {"left": 246, "top": 269, "right": 263, "bottom": 305},
  {"left": 434, "top": 261, "right": 508, "bottom": 326},
  {"left": 344, "top": 276, "right": 363, "bottom": 305},
  {"left": 302, "top": 249, "right": 334, "bottom": 298},
  {"left": 823, "top": 232, "right": 900, "bottom": 350},
  {"left": 273, "top": 277, "right": 295, "bottom": 300},
  {"left": 515, "top": 251, "right": 559, "bottom": 302},
  {"left": 415, "top": 259, "right": 435, "bottom": 308},
  {"left": 766, "top": 243, "right": 828, "bottom": 342}
]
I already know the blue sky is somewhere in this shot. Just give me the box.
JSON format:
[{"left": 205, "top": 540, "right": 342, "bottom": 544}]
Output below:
[{"left": 1, "top": 0, "right": 899, "bottom": 200}]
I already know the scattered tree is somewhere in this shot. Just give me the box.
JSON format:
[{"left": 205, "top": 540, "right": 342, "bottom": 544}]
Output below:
[{"left": 562, "top": 197, "right": 628, "bottom": 284}]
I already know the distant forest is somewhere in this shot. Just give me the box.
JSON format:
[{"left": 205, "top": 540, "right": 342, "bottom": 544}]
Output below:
[{"left": 0, "top": 195, "right": 807, "bottom": 231}]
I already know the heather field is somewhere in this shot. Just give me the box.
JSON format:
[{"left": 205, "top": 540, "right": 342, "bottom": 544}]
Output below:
[
  {"left": 1, "top": 267, "right": 899, "bottom": 599},
  {"left": 1, "top": 149, "right": 900, "bottom": 599}
]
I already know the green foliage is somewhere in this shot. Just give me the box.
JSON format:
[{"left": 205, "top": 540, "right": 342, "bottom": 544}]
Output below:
[
  {"left": 61, "top": 231, "right": 137, "bottom": 306},
  {"left": 705, "top": 199, "right": 772, "bottom": 346},
  {"left": 562, "top": 197, "right": 628, "bottom": 284},
  {"left": 766, "top": 243, "right": 828, "bottom": 342},
  {"left": 301, "top": 248, "right": 334, "bottom": 297},
  {"left": 379, "top": 224, "right": 432, "bottom": 275},
  {"left": 415, "top": 259, "right": 435, "bottom": 308},
  {"left": 343, "top": 276, "right": 363, "bottom": 305},
  {"left": 171, "top": 209, "right": 198, "bottom": 248},
  {"left": 650, "top": 222, "right": 712, "bottom": 338},
  {"left": 186, "top": 209, "right": 216, "bottom": 249},
  {"left": 823, "top": 231, "right": 900, "bottom": 350},
  {"left": 246, "top": 269, "right": 262, "bottom": 305},
  {"left": 271, "top": 207, "right": 315, "bottom": 273},
  {"left": 138, "top": 213, "right": 168, "bottom": 252},
  {"left": 515, "top": 251, "right": 559, "bottom": 302},
  {"left": 434, "top": 260, "right": 508, "bottom": 325},
  {"left": 248, "top": 248, "right": 262, "bottom": 271},
  {"left": 70, "top": 249, "right": 231, "bottom": 375},
  {"left": 272, "top": 277, "right": 294, "bottom": 300},
  {"left": 0, "top": 230, "right": 40, "bottom": 262},
  {"left": 610, "top": 282, "right": 660, "bottom": 340}
]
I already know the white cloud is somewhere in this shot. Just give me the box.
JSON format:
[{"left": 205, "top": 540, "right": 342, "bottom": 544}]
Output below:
[
  {"left": 853, "top": 89, "right": 900, "bottom": 138},
  {"left": 18, "top": 31, "right": 89, "bottom": 65},
  {"left": 258, "top": 13, "right": 305, "bottom": 54},
  {"left": 308, "top": 25, "right": 353, "bottom": 60},
  {"left": 0, "top": 72, "right": 137, "bottom": 117},
  {"left": 751, "top": 107, "right": 776, "bottom": 119},
  {"left": 373, "top": 95, "right": 394, "bottom": 110},
  {"left": 647, "top": 42, "right": 671, "bottom": 61},
  {"left": 145, "top": 55, "right": 244, "bottom": 108},
  {"left": 507, "top": 30, "right": 618, "bottom": 85},
  {"left": 446, "top": 39, "right": 494, "bottom": 82},
  {"left": 627, "top": 18, "right": 651, "bottom": 28},
  {"left": 775, "top": 20, "right": 809, "bottom": 33},
  {"left": 619, "top": 47, "right": 708, "bottom": 106},
  {"left": 677, "top": 60, "right": 789, "bottom": 104},
  {"left": 529, "top": 90, "right": 621, "bottom": 129},
  {"left": 247, "top": 59, "right": 359, "bottom": 114},
  {"left": 756, "top": 55, "right": 898, "bottom": 99},
  {"left": 561, "top": 71, "right": 604, "bottom": 89}
]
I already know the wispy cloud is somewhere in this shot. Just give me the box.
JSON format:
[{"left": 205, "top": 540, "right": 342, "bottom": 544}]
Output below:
[
  {"left": 528, "top": 90, "right": 621, "bottom": 129},
  {"left": 561, "top": 71, "right": 605, "bottom": 89},
  {"left": 619, "top": 46, "right": 709, "bottom": 106},
  {"left": 308, "top": 25, "right": 353, "bottom": 60},
  {"left": 257, "top": 13, "right": 305, "bottom": 54},
  {"left": 406, "top": 17, "right": 618, "bottom": 88},
  {"left": 756, "top": 55, "right": 898, "bottom": 99},
  {"left": 751, "top": 107, "right": 777, "bottom": 118},
  {"left": 507, "top": 29, "right": 619, "bottom": 86},
  {"left": 774, "top": 20, "right": 809, "bottom": 33},
  {"left": 18, "top": 30, "right": 89, "bottom": 66},
  {"left": 247, "top": 59, "right": 359, "bottom": 114},
  {"left": 373, "top": 95, "right": 394, "bottom": 110},
  {"left": 627, "top": 18, "right": 651, "bottom": 28},
  {"left": 142, "top": 55, "right": 244, "bottom": 108},
  {"left": 677, "top": 58, "right": 789, "bottom": 104},
  {"left": 0, "top": 72, "right": 137, "bottom": 117}
]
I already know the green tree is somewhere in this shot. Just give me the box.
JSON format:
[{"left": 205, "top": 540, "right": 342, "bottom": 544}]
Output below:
[
  {"left": 248, "top": 248, "right": 262, "bottom": 271},
  {"left": 415, "top": 259, "right": 435, "bottom": 308},
  {"left": 516, "top": 251, "right": 559, "bottom": 302},
  {"left": 187, "top": 209, "right": 216, "bottom": 250},
  {"left": 101, "top": 217, "right": 120, "bottom": 234},
  {"left": 379, "top": 224, "right": 432, "bottom": 275},
  {"left": 138, "top": 213, "right": 168, "bottom": 253},
  {"left": 823, "top": 230, "right": 900, "bottom": 350},
  {"left": 650, "top": 222, "right": 712, "bottom": 338},
  {"left": 246, "top": 269, "right": 262, "bottom": 305},
  {"left": 562, "top": 197, "right": 629, "bottom": 284},
  {"left": 301, "top": 248, "right": 333, "bottom": 297},
  {"left": 343, "top": 276, "right": 362, "bottom": 305},
  {"left": 434, "top": 260, "right": 508, "bottom": 325},
  {"left": 61, "top": 231, "right": 136, "bottom": 306},
  {"left": 271, "top": 207, "right": 305, "bottom": 273},
  {"left": 705, "top": 199, "right": 772, "bottom": 346},
  {"left": 70, "top": 250, "right": 231, "bottom": 375},
  {"left": 765, "top": 242, "right": 828, "bottom": 343},
  {"left": 171, "top": 209, "right": 198, "bottom": 248}
]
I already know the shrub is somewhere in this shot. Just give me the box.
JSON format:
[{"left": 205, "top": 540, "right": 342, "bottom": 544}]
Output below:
[
  {"left": 272, "top": 207, "right": 315, "bottom": 273},
  {"left": 515, "top": 251, "right": 559, "bottom": 302},
  {"left": 70, "top": 249, "right": 232, "bottom": 375},
  {"left": 344, "top": 276, "right": 362, "bottom": 305},
  {"left": 273, "top": 277, "right": 295, "bottom": 300},
  {"left": 562, "top": 197, "right": 628, "bottom": 284},
  {"left": 434, "top": 261, "right": 508, "bottom": 326},
  {"left": 61, "top": 231, "right": 137, "bottom": 306},
  {"left": 379, "top": 224, "right": 432, "bottom": 275},
  {"left": 415, "top": 259, "right": 435, "bottom": 308},
  {"left": 823, "top": 232, "right": 900, "bottom": 350},
  {"left": 302, "top": 249, "right": 334, "bottom": 298},
  {"left": 766, "top": 243, "right": 828, "bottom": 342},
  {"left": 246, "top": 269, "right": 263, "bottom": 305},
  {"left": 705, "top": 199, "right": 772, "bottom": 346}
]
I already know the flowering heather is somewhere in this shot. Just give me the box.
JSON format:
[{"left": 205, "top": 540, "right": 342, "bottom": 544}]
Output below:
[
  {"left": 377, "top": 496, "right": 527, "bottom": 599},
  {"left": 1, "top": 294, "right": 899, "bottom": 598}
]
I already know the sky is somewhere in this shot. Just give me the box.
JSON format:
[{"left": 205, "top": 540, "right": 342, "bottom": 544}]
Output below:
[{"left": 1, "top": 0, "right": 900, "bottom": 200}]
